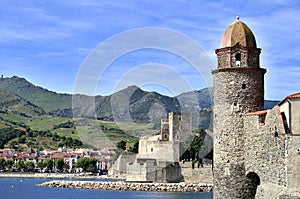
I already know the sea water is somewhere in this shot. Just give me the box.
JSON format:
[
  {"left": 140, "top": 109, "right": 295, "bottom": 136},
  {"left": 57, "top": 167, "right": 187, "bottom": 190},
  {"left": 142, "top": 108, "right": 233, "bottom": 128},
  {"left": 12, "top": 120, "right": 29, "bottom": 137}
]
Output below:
[{"left": 0, "top": 178, "right": 213, "bottom": 199}]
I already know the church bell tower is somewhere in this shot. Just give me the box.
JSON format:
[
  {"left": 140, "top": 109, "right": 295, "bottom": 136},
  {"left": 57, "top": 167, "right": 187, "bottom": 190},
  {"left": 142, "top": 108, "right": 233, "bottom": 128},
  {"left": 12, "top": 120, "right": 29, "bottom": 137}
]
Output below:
[{"left": 212, "top": 17, "right": 266, "bottom": 198}]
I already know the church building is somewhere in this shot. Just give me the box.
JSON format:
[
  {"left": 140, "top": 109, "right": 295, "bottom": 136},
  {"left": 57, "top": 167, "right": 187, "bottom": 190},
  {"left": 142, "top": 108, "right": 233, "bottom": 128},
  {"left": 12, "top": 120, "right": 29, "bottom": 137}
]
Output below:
[{"left": 213, "top": 17, "right": 300, "bottom": 199}]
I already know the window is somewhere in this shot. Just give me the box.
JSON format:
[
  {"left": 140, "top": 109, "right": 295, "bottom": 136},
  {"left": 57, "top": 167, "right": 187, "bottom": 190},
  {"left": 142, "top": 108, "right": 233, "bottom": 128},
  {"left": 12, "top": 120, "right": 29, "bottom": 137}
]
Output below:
[
  {"left": 242, "top": 84, "right": 246, "bottom": 89},
  {"left": 235, "top": 53, "right": 241, "bottom": 67},
  {"left": 259, "top": 114, "right": 266, "bottom": 124},
  {"left": 281, "top": 112, "right": 290, "bottom": 133},
  {"left": 274, "top": 126, "right": 279, "bottom": 137}
]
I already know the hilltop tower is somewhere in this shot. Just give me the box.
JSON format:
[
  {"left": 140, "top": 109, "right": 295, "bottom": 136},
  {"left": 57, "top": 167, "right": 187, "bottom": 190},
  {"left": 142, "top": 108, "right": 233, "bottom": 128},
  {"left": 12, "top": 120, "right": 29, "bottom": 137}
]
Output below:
[{"left": 212, "top": 17, "right": 266, "bottom": 198}]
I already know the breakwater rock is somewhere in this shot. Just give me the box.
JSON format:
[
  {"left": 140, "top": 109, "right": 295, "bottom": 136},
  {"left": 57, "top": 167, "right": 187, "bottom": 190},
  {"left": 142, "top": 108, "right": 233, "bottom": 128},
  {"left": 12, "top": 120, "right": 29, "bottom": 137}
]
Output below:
[{"left": 37, "top": 180, "right": 213, "bottom": 192}]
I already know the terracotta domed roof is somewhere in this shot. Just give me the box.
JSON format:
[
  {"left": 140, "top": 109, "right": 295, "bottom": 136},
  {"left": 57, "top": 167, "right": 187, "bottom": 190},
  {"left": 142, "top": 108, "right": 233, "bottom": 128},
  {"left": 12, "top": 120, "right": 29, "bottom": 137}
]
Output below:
[{"left": 220, "top": 17, "right": 257, "bottom": 48}]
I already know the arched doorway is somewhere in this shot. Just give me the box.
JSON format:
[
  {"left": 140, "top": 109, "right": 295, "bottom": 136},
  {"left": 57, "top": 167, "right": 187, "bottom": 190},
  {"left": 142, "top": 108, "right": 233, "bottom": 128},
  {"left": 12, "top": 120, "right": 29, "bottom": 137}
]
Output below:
[{"left": 246, "top": 172, "right": 260, "bottom": 198}]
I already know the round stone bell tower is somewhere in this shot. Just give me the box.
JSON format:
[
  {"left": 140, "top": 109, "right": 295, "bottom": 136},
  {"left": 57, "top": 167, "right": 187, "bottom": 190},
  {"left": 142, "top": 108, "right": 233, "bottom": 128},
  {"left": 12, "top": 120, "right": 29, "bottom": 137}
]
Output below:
[{"left": 212, "top": 17, "right": 266, "bottom": 198}]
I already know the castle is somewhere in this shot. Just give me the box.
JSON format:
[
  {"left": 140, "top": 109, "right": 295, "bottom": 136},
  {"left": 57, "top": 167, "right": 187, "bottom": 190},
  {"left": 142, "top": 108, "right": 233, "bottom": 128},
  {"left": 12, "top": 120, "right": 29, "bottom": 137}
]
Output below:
[
  {"left": 213, "top": 17, "right": 300, "bottom": 199},
  {"left": 109, "top": 112, "right": 192, "bottom": 182}
]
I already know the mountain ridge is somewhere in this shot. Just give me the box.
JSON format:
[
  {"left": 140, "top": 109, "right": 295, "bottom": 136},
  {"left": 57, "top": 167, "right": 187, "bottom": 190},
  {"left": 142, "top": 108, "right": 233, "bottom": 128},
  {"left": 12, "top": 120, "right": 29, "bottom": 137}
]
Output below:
[
  {"left": 0, "top": 76, "right": 279, "bottom": 128},
  {"left": 0, "top": 76, "right": 72, "bottom": 112}
]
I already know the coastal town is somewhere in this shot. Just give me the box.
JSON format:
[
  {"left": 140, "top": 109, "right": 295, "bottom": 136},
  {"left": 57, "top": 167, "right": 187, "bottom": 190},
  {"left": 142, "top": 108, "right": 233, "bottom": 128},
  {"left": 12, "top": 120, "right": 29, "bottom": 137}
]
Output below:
[{"left": 0, "top": 146, "right": 115, "bottom": 174}]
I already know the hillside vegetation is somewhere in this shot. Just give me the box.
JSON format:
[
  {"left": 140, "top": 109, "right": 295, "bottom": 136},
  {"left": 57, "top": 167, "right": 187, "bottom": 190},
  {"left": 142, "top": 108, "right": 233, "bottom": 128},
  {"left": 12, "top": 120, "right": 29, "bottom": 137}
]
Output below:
[
  {"left": 0, "top": 109, "right": 141, "bottom": 151},
  {"left": 0, "top": 76, "right": 280, "bottom": 151},
  {"left": 0, "top": 76, "right": 72, "bottom": 112},
  {"left": 0, "top": 76, "right": 214, "bottom": 129}
]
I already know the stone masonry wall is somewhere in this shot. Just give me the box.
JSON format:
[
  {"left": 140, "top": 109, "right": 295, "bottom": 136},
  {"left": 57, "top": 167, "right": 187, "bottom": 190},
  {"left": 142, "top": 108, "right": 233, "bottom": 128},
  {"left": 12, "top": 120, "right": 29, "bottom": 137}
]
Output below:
[
  {"left": 213, "top": 68, "right": 265, "bottom": 199},
  {"left": 216, "top": 46, "right": 260, "bottom": 68},
  {"left": 108, "top": 154, "right": 136, "bottom": 179},
  {"left": 244, "top": 106, "right": 287, "bottom": 199},
  {"left": 169, "top": 112, "right": 192, "bottom": 142},
  {"left": 283, "top": 134, "right": 300, "bottom": 197},
  {"left": 137, "top": 140, "right": 180, "bottom": 162},
  {"left": 126, "top": 159, "right": 157, "bottom": 182}
]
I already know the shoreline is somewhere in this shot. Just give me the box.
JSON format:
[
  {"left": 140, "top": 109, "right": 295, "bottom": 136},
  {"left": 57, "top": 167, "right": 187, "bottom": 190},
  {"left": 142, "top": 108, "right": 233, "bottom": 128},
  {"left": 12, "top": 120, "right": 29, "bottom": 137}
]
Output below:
[
  {"left": 0, "top": 172, "right": 105, "bottom": 180},
  {"left": 37, "top": 180, "right": 213, "bottom": 192}
]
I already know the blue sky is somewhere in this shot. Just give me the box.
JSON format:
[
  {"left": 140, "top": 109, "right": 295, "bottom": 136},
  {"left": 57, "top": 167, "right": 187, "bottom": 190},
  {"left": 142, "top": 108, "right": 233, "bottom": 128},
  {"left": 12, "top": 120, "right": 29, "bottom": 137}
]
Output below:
[{"left": 0, "top": 0, "right": 300, "bottom": 100}]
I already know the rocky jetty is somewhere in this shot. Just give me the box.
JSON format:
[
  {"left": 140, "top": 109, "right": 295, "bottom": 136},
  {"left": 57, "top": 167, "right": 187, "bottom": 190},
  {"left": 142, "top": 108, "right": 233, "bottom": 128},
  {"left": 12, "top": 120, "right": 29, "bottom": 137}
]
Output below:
[{"left": 37, "top": 180, "right": 212, "bottom": 192}]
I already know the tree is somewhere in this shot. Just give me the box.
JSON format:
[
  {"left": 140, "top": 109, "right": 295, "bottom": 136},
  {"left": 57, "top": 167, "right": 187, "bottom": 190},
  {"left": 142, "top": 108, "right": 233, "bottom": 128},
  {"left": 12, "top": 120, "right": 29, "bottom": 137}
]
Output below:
[
  {"left": 116, "top": 140, "right": 126, "bottom": 150},
  {"left": 24, "top": 161, "right": 35, "bottom": 172},
  {"left": 9, "top": 141, "right": 18, "bottom": 149},
  {"left": 62, "top": 137, "right": 83, "bottom": 148},
  {"left": 44, "top": 159, "right": 54, "bottom": 172},
  {"left": 14, "top": 160, "right": 25, "bottom": 172},
  {"left": 54, "top": 158, "right": 65, "bottom": 171},
  {"left": 52, "top": 133, "right": 60, "bottom": 142},
  {"left": 181, "top": 133, "right": 205, "bottom": 161},
  {"left": 36, "top": 161, "right": 45, "bottom": 172},
  {"left": 76, "top": 157, "right": 97, "bottom": 173},
  {"left": 190, "top": 135, "right": 204, "bottom": 160},
  {"left": 63, "top": 163, "right": 69, "bottom": 173},
  {"left": 0, "top": 158, "right": 6, "bottom": 170},
  {"left": 128, "top": 140, "right": 139, "bottom": 153},
  {"left": 6, "top": 160, "right": 14, "bottom": 170},
  {"left": 18, "top": 137, "right": 26, "bottom": 144}
]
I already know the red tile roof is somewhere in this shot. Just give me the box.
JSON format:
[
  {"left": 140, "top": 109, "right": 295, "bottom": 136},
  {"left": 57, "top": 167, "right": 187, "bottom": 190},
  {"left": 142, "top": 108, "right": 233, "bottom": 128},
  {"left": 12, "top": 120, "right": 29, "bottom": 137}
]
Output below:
[
  {"left": 50, "top": 153, "right": 65, "bottom": 159},
  {"left": 286, "top": 92, "right": 300, "bottom": 99},
  {"left": 278, "top": 92, "right": 300, "bottom": 105},
  {"left": 244, "top": 110, "right": 268, "bottom": 116}
]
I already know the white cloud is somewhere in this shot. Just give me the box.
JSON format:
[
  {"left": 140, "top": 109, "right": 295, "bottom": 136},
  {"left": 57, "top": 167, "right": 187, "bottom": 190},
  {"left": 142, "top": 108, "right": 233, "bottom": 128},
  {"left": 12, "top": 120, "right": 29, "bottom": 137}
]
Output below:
[{"left": 0, "top": 0, "right": 299, "bottom": 99}]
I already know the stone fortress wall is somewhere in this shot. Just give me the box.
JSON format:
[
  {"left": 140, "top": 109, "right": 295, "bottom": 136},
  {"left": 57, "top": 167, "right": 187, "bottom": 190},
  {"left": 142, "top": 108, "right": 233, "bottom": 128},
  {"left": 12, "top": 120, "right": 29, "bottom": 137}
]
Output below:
[
  {"left": 110, "top": 112, "right": 192, "bottom": 183},
  {"left": 244, "top": 107, "right": 288, "bottom": 198},
  {"left": 242, "top": 102, "right": 300, "bottom": 199}
]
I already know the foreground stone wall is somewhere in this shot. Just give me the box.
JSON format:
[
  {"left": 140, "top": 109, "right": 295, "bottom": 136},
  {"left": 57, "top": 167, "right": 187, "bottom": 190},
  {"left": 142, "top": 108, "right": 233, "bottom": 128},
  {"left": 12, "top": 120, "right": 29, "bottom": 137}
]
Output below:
[
  {"left": 279, "top": 193, "right": 300, "bottom": 199},
  {"left": 180, "top": 161, "right": 212, "bottom": 184},
  {"left": 126, "top": 159, "right": 157, "bottom": 182},
  {"left": 286, "top": 135, "right": 300, "bottom": 190},
  {"left": 108, "top": 154, "right": 136, "bottom": 179},
  {"left": 126, "top": 159, "right": 182, "bottom": 183},
  {"left": 244, "top": 106, "right": 287, "bottom": 199},
  {"left": 162, "top": 161, "right": 182, "bottom": 183}
]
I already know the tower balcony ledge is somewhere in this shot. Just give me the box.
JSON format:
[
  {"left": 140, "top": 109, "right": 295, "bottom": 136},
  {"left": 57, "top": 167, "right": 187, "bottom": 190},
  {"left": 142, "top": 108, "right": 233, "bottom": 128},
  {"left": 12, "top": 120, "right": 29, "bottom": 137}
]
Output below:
[{"left": 211, "top": 67, "right": 266, "bottom": 74}]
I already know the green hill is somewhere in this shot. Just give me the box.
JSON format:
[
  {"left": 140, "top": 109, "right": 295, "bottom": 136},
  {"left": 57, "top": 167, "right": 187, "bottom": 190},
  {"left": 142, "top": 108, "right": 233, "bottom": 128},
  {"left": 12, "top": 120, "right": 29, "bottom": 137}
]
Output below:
[
  {"left": 0, "top": 90, "right": 45, "bottom": 117},
  {"left": 0, "top": 75, "right": 282, "bottom": 151},
  {"left": 0, "top": 87, "right": 149, "bottom": 150},
  {"left": 0, "top": 76, "right": 279, "bottom": 131},
  {"left": 0, "top": 76, "right": 72, "bottom": 112},
  {"left": 0, "top": 110, "right": 140, "bottom": 150}
]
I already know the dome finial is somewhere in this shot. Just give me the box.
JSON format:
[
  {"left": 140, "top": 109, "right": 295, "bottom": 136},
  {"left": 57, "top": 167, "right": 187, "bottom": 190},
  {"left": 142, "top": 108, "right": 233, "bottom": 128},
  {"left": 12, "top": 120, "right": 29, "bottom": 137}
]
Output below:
[{"left": 236, "top": 15, "right": 240, "bottom": 20}]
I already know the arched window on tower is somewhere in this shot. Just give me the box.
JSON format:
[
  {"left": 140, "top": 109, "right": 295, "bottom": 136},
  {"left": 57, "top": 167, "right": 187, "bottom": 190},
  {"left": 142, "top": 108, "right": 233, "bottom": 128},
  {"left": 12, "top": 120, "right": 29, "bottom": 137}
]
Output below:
[{"left": 235, "top": 53, "right": 241, "bottom": 67}]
